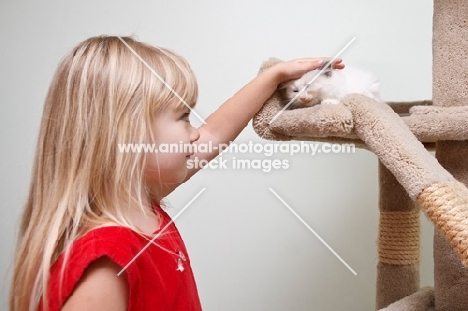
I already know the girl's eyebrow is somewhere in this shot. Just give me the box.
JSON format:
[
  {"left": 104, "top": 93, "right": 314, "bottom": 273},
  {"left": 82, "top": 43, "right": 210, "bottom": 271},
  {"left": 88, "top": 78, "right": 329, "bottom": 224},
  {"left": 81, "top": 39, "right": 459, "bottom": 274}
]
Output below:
[{"left": 179, "top": 106, "right": 191, "bottom": 114}]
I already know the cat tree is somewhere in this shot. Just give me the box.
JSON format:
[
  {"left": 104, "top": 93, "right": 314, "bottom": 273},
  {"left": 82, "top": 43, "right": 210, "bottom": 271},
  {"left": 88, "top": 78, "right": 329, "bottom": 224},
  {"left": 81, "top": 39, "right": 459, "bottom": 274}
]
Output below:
[{"left": 252, "top": 1, "right": 468, "bottom": 310}]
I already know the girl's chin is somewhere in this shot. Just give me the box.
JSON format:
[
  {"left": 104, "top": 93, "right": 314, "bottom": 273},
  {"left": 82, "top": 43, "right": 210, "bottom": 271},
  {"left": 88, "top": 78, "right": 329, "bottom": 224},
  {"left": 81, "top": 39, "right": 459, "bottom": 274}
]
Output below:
[{"left": 145, "top": 172, "right": 188, "bottom": 185}]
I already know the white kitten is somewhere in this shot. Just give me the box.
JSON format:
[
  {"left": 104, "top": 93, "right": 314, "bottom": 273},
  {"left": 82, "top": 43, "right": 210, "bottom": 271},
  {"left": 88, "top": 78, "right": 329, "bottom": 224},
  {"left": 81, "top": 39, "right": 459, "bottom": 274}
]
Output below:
[{"left": 279, "top": 66, "right": 381, "bottom": 109}]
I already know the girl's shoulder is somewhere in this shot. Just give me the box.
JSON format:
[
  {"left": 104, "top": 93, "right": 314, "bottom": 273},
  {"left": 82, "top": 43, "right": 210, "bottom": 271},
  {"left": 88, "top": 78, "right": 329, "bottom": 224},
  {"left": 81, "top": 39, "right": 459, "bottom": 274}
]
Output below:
[
  {"left": 74, "top": 225, "right": 143, "bottom": 252},
  {"left": 65, "top": 226, "right": 144, "bottom": 263},
  {"left": 45, "top": 226, "right": 145, "bottom": 310}
]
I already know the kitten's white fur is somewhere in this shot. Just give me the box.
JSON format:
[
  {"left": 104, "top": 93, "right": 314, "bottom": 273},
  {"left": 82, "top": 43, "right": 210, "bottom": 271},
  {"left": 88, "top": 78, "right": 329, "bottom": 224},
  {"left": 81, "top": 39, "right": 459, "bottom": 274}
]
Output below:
[{"left": 279, "top": 67, "right": 381, "bottom": 109}]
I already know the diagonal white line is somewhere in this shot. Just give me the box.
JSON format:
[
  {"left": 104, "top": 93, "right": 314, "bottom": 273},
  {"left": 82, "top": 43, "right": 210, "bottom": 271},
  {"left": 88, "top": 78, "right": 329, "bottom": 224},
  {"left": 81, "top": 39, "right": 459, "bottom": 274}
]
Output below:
[
  {"left": 117, "top": 188, "right": 206, "bottom": 276},
  {"left": 268, "top": 188, "right": 357, "bottom": 276},
  {"left": 118, "top": 37, "right": 207, "bottom": 125},
  {"left": 269, "top": 36, "right": 357, "bottom": 125}
]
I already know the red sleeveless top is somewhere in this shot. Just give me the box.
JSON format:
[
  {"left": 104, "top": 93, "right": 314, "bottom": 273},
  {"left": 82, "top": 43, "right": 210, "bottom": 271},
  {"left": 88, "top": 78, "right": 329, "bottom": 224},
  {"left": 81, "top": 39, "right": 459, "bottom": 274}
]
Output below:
[{"left": 41, "top": 205, "right": 202, "bottom": 310}]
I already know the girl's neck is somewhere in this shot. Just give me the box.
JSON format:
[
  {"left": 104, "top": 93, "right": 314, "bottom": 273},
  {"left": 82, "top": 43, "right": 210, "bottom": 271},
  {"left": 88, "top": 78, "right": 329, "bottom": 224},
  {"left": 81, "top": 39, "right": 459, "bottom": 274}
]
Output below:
[
  {"left": 131, "top": 192, "right": 161, "bottom": 235},
  {"left": 95, "top": 195, "right": 161, "bottom": 236},
  {"left": 126, "top": 203, "right": 160, "bottom": 235}
]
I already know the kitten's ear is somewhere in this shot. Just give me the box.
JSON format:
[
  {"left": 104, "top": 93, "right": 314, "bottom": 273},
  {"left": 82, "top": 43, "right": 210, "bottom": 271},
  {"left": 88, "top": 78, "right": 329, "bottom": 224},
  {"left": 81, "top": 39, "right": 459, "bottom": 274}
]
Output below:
[
  {"left": 319, "top": 61, "right": 333, "bottom": 70},
  {"left": 278, "top": 82, "right": 287, "bottom": 90},
  {"left": 319, "top": 61, "right": 333, "bottom": 78}
]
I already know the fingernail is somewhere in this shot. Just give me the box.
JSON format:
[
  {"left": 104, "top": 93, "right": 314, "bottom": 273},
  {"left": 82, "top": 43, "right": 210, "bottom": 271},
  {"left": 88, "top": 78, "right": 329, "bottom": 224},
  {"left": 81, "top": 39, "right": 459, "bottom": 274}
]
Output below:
[{"left": 317, "top": 60, "right": 324, "bottom": 65}]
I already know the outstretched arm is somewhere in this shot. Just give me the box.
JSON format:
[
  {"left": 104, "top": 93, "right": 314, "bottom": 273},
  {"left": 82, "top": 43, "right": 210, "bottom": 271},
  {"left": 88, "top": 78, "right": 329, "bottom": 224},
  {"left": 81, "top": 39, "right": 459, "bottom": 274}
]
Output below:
[{"left": 186, "top": 58, "right": 344, "bottom": 178}]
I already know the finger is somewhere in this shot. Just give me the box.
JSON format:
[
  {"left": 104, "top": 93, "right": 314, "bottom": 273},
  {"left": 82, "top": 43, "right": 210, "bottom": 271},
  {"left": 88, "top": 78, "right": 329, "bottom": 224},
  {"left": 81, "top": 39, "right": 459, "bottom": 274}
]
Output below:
[
  {"left": 295, "top": 58, "right": 327, "bottom": 71},
  {"left": 310, "top": 58, "right": 344, "bottom": 69},
  {"left": 322, "top": 58, "right": 345, "bottom": 69},
  {"left": 333, "top": 63, "right": 345, "bottom": 69},
  {"left": 331, "top": 58, "right": 345, "bottom": 69}
]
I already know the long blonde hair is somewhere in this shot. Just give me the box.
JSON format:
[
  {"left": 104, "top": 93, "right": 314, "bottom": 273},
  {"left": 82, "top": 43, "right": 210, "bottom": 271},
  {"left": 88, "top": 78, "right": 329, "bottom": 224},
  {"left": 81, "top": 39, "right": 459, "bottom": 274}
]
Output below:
[{"left": 9, "top": 35, "right": 198, "bottom": 311}]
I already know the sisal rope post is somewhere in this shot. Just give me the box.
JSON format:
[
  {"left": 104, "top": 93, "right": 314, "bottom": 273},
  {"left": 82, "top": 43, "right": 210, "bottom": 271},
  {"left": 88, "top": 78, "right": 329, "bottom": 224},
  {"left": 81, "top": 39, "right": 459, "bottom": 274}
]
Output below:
[
  {"left": 378, "top": 210, "right": 420, "bottom": 265},
  {"left": 417, "top": 181, "right": 468, "bottom": 266}
]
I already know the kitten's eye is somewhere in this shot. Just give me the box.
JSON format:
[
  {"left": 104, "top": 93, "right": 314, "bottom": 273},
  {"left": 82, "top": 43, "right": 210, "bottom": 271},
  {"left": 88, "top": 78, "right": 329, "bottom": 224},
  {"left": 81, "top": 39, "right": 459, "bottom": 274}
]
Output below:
[{"left": 293, "top": 89, "right": 299, "bottom": 93}]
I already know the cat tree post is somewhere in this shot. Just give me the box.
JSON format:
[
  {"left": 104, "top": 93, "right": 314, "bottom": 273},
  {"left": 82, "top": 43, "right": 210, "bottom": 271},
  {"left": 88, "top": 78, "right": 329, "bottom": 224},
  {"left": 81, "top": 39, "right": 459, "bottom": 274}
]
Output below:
[
  {"left": 432, "top": 2, "right": 468, "bottom": 310},
  {"left": 376, "top": 162, "right": 420, "bottom": 309},
  {"left": 433, "top": 0, "right": 468, "bottom": 311}
]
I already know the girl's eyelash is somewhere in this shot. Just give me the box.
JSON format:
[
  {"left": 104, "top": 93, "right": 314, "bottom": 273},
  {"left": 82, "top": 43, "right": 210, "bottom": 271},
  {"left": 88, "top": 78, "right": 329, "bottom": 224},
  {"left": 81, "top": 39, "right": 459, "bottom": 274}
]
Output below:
[{"left": 181, "top": 112, "right": 190, "bottom": 120}]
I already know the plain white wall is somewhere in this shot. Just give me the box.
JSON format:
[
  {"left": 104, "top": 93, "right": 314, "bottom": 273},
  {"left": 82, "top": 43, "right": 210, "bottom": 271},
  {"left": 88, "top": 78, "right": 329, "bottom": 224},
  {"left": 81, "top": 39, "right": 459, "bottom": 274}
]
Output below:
[{"left": 1, "top": 1, "right": 435, "bottom": 310}]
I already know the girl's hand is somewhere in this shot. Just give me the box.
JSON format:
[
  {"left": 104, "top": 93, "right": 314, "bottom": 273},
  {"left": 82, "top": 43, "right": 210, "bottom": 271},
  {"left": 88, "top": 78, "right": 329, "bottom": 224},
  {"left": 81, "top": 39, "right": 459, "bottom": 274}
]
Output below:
[{"left": 271, "top": 58, "right": 345, "bottom": 84}]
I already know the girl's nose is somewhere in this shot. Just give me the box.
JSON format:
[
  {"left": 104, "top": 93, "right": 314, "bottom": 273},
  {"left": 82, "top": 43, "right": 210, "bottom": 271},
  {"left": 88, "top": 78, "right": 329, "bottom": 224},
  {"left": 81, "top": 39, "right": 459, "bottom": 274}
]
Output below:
[{"left": 190, "top": 125, "right": 200, "bottom": 143}]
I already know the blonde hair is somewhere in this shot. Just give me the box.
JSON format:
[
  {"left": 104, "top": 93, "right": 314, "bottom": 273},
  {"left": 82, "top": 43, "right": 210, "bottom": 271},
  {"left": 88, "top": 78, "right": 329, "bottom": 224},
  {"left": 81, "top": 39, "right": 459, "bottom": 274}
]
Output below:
[{"left": 9, "top": 35, "right": 198, "bottom": 311}]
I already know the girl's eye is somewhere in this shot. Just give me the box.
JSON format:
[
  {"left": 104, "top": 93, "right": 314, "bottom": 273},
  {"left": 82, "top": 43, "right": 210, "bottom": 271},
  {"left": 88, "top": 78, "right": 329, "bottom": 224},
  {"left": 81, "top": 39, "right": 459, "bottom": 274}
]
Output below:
[{"left": 181, "top": 112, "right": 190, "bottom": 121}]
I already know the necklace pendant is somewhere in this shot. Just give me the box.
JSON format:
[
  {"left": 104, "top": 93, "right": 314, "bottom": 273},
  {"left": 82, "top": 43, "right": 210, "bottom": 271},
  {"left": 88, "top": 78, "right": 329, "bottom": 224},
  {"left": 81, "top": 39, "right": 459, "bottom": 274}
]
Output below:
[
  {"left": 176, "top": 251, "right": 186, "bottom": 272},
  {"left": 177, "top": 258, "right": 184, "bottom": 272}
]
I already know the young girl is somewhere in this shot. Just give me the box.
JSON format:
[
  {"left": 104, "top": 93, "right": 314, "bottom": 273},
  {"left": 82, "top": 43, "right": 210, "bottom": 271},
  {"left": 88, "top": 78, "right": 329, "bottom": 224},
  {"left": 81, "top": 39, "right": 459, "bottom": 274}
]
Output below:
[{"left": 9, "top": 36, "right": 343, "bottom": 311}]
